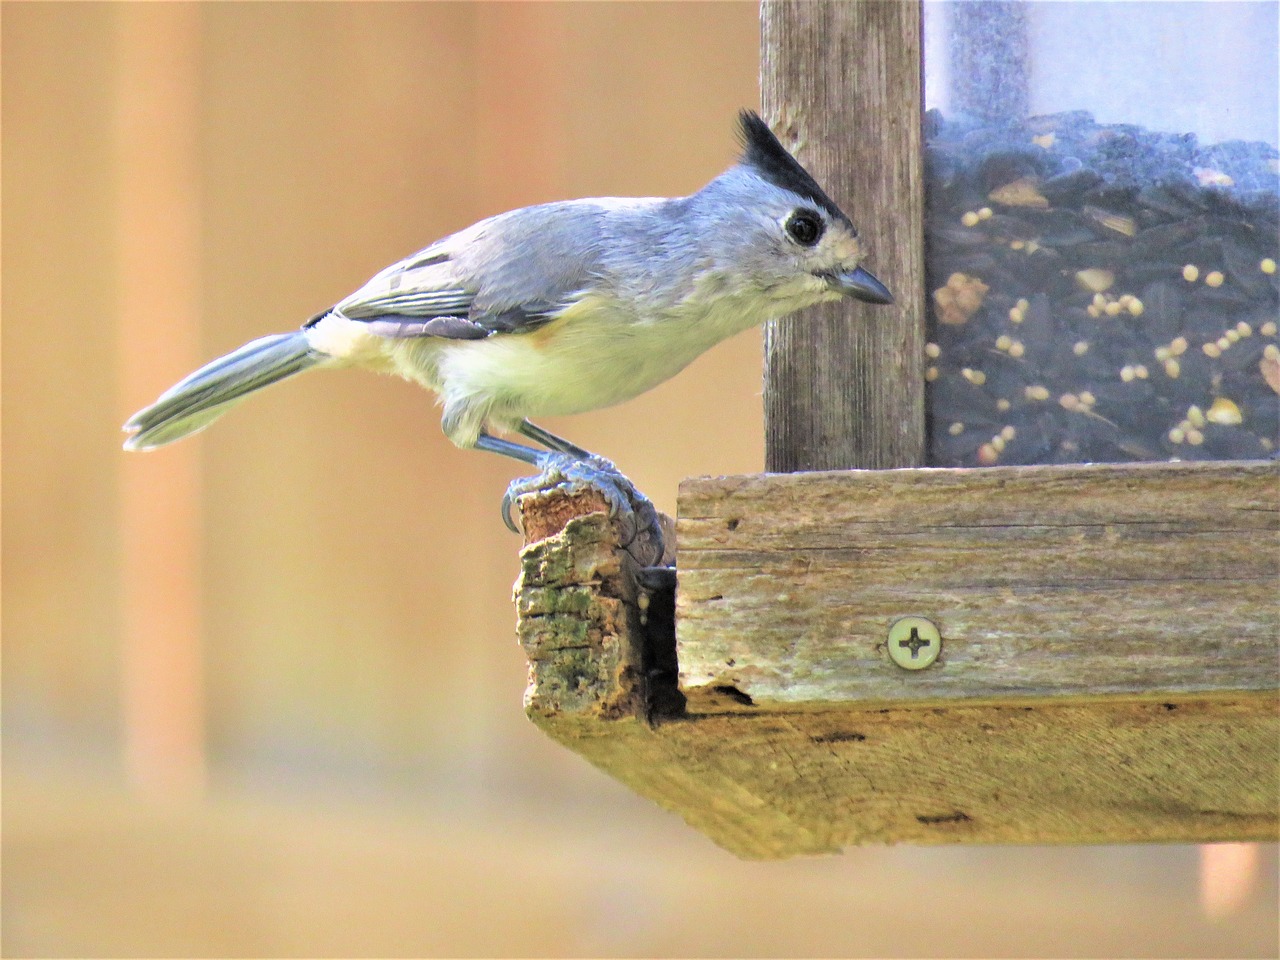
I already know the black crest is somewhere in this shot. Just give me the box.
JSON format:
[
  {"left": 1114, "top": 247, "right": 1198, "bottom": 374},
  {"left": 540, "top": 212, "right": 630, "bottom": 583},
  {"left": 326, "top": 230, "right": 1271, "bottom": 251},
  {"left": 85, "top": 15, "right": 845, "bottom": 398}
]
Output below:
[{"left": 737, "top": 110, "right": 850, "bottom": 226}]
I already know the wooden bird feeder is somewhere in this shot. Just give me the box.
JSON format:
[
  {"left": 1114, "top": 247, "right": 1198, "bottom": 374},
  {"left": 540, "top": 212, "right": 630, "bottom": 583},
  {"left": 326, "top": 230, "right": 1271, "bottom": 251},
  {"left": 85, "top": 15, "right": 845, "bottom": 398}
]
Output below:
[{"left": 513, "top": 1, "right": 1279, "bottom": 858}]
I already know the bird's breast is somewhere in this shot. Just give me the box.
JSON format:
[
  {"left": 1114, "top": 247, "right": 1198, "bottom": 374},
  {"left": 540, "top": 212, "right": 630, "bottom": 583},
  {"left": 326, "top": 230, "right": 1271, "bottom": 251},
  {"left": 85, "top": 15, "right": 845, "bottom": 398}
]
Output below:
[{"left": 434, "top": 290, "right": 767, "bottom": 418}]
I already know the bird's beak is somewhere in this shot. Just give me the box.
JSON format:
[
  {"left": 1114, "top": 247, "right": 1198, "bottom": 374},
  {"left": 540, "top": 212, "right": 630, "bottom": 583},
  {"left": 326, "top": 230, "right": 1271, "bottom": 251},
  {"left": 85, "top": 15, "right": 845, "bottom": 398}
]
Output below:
[{"left": 830, "top": 265, "right": 894, "bottom": 305}]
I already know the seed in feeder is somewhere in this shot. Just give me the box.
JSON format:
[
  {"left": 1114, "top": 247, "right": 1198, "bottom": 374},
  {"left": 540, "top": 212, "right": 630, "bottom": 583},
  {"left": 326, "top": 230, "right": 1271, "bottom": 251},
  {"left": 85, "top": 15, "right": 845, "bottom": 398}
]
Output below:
[
  {"left": 1170, "top": 336, "right": 1188, "bottom": 355},
  {"left": 1216, "top": 336, "right": 1232, "bottom": 351},
  {"left": 1226, "top": 329, "right": 1241, "bottom": 344},
  {"left": 1182, "top": 264, "right": 1200, "bottom": 283},
  {"left": 1032, "top": 133, "right": 1055, "bottom": 149},
  {"left": 1133, "top": 365, "right": 1149, "bottom": 380},
  {"left": 1168, "top": 426, "right": 1186, "bottom": 444},
  {"left": 1163, "top": 358, "right": 1181, "bottom": 379},
  {"left": 1262, "top": 258, "right": 1277, "bottom": 275},
  {"left": 1262, "top": 321, "right": 1278, "bottom": 337},
  {"left": 1186, "top": 405, "right": 1206, "bottom": 429},
  {"left": 1259, "top": 353, "right": 1280, "bottom": 394},
  {"left": 977, "top": 443, "right": 999, "bottom": 466},
  {"left": 948, "top": 421, "right": 965, "bottom": 436},
  {"left": 989, "top": 177, "right": 1049, "bottom": 209},
  {"left": 1105, "top": 300, "right": 1124, "bottom": 317},
  {"left": 1206, "top": 397, "right": 1243, "bottom": 426},
  {"left": 934, "top": 272, "right": 989, "bottom": 325},
  {"left": 925, "top": 366, "right": 939, "bottom": 382},
  {"left": 1084, "top": 206, "right": 1137, "bottom": 237},
  {"left": 1008, "top": 341, "right": 1025, "bottom": 359},
  {"left": 996, "top": 398, "right": 1011, "bottom": 412},
  {"left": 1194, "top": 167, "right": 1234, "bottom": 188},
  {"left": 1091, "top": 293, "right": 1109, "bottom": 309},
  {"left": 1155, "top": 346, "right": 1171, "bottom": 362},
  {"left": 1127, "top": 298, "right": 1144, "bottom": 317},
  {"left": 1079, "top": 390, "right": 1097, "bottom": 407},
  {"left": 1086, "top": 304, "right": 1102, "bottom": 318},
  {"left": 1186, "top": 428, "right": 1205, "bottom": 446},
  {"left": 1235, "top": 321, "right": 1253, "bottom": 337},
  {"left": 1016, "top": 298, "right": 1029, "bottom": 312},
  {"left": 1205, "top": 270, "right": 1225, "bottom": 288},
  {"left": 1000, "top": 425, "right": 1017, "bottom": 442},
  {"left": 1262, "top": 347, "right": 1280, "bottom": 394},
  {"left": 977, "top": 207, "right": 993, "bottom": 220},
  {"left": 1202, "top": 341, "right": 1222, "bottom": 358},
  {"left": 1059, "top": 393, "right": 1081, "bottom": 411},
  {"left": 1076, "top": 269, "right": 1115, "bottom": 293},
  {"left": 1009, "top": 305, "right": 1026, "bottom": 323},
  {"left": 1073, "top": 341, "right": 1090, "bottom": 357},
  {"left": 995, "top": 334, "right": 1013, "bottom": 351},
  {"left": 990, "top": 435, "right": 1006, "bottom": 453},
  {"left": 961, "top": 367, "right": 986, "bottom": 386},
  {"left": 1120, "top": 365, "right": 1136, "bottom": 382},
  {"left": 1010, "top": 239, "right": 1025, "bottom": 251},
  {"left": 925, "top": 342, "right": 941, "bottom": 359},
  {"left": 1025, "top": 384, "right": 1050, "bottom": 401},
  {"left": 961, "top": 210, "right": 980, "bottom": 227}
]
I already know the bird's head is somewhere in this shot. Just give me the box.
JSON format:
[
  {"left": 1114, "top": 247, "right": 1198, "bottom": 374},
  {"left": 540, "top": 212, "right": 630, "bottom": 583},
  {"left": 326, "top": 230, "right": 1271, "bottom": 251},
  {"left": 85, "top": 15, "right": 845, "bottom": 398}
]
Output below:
[{"left": 692, "top": 111, "right": 892, "bottom": 312}]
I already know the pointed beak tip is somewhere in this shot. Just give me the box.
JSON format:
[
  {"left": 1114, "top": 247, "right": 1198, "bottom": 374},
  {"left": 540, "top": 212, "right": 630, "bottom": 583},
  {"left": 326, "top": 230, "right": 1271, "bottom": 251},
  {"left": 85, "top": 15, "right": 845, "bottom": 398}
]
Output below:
[{"left": 834, "top": 266, "right": 894, "bottom": 306}]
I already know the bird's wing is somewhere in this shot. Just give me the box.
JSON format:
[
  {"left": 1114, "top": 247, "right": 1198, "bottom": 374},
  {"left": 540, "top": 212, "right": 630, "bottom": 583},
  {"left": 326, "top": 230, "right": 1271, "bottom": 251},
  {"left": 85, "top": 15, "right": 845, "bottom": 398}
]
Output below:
[{"left": 323, "top": 202, "right": 612, "bottom": 340}]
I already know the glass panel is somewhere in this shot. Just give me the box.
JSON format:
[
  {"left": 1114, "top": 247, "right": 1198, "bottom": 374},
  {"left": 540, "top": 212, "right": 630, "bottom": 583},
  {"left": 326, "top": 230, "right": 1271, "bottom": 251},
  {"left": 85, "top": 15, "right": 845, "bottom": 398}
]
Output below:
[{"left": 923, "top": 1, "right": 1279, "bottom": 466}]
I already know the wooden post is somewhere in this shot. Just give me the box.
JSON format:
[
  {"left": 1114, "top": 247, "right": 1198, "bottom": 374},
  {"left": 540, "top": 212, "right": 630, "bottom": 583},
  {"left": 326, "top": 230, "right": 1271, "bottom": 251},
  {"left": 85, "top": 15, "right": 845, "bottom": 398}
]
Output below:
[
  {"left": 114, "top": 3, "right": 207, "bottom": 800},
  {"left": 761, "top": 0, "right": 926, "bottom": 471}
]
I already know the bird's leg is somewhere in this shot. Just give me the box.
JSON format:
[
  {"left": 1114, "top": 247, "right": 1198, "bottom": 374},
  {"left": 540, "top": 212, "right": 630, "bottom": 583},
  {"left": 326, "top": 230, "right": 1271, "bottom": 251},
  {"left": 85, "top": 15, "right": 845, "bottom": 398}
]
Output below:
[
  {"left": 475, "top": 428, "right": 666, "bottom": 567},
  {"left": 516, "top": 419, "right": 594, "bottom": 459}
]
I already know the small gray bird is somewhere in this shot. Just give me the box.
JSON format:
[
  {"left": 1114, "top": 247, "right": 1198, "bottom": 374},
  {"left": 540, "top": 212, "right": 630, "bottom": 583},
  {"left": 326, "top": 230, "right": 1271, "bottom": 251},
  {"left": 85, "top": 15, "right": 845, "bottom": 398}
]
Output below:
[{"left": 124, "top": 111, "right": 891, "bottom": 555}]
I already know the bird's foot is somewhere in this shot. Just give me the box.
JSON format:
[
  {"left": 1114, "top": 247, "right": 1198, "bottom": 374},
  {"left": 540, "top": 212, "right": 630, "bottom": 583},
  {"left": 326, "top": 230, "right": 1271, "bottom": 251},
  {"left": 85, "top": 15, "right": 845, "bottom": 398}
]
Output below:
[{"left": 503, "top": 452, "right": 666, "bottom": 567}]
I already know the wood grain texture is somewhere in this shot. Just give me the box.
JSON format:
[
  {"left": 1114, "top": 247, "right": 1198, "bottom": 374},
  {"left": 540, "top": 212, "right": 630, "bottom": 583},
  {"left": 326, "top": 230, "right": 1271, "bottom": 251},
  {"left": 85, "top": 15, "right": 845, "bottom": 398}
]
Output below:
[
  {"left": 513, "top": 461, "right": 1278, "bottom": 856},
  {"left": 545, "top": 692, "right": 1278, "bottom": 858},
  {"left": 677, "top": 460, "right": 1280, "bottom": 703},
  {"left": 761, "top": 0, "right": 926, "bottom": 472}
]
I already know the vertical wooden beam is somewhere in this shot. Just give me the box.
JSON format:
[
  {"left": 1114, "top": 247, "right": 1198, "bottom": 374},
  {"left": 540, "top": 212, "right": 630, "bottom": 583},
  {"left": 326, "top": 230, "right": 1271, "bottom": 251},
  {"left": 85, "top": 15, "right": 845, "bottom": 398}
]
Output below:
[
  {"left": 761, "top": 0, "right": 925, "bottom": 471},
  {"left": 114, "top": 4, "right": 206, "bottom": 799}
]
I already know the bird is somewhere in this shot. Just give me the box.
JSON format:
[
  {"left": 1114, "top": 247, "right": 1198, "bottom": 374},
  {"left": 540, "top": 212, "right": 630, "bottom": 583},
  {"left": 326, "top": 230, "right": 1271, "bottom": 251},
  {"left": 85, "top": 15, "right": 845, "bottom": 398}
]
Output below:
[{"left": 123, "top": 110, "right": 892, "bottom": 560}]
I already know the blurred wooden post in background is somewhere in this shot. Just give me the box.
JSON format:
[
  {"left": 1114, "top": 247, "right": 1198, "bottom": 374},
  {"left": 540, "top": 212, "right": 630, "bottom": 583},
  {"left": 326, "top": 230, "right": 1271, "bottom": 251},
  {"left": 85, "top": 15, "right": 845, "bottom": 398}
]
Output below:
[
  {"left": 114, "top": 4, "right": 206, "bottom": 799},
  {"left": 760, "top": 0, "right": 926, "bottom": 472}
]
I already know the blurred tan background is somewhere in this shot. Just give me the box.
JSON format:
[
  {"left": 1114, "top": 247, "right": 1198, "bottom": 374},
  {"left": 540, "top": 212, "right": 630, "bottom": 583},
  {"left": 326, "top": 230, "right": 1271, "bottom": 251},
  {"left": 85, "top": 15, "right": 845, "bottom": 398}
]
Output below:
[{"left": 2, "top": 3, "right": 1276, "bottom": 957}]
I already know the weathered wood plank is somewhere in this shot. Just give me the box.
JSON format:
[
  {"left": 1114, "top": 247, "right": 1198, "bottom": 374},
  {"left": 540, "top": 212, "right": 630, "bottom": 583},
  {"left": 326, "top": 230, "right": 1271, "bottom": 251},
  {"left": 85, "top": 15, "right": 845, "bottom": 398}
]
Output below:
[
  {"left": 513, "top": 460, "right": 1278, "bottom": 857},
  {"left": 761, "top": 0, "right": 927, "bottom": 472},
  {"left": 551, "top": 692, "right": 1278, "bottom": 858},
  {"left": 677, "top": 461, "right": 1280, "bottom": 703}
]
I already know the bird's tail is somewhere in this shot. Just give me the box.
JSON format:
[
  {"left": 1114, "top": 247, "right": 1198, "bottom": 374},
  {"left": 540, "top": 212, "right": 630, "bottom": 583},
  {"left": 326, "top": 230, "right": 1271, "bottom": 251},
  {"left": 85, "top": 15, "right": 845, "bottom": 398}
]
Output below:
[{"left": 123, "top": 332, "right": 323, "bottom": 450}]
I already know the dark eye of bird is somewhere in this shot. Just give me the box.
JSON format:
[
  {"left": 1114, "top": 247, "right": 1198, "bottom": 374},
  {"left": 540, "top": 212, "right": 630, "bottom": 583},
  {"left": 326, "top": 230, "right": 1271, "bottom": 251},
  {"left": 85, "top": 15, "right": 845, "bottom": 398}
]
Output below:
[{"left": 785, "top": 209, "right": 824, "bottom": 246}]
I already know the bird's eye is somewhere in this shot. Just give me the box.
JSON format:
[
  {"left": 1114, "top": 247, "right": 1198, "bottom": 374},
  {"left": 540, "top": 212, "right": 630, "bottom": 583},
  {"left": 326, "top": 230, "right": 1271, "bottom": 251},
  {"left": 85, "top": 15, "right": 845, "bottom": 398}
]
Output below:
[{"left": 785, "top": 209, "right": 824, "bottom": 246}]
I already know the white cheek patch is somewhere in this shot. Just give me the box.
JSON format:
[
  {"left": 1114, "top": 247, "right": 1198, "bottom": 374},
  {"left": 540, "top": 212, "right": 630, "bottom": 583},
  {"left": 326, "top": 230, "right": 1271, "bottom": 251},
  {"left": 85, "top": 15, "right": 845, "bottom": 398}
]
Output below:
[{"left": 305, "top": 314, "right": 387, "bottom": 363}]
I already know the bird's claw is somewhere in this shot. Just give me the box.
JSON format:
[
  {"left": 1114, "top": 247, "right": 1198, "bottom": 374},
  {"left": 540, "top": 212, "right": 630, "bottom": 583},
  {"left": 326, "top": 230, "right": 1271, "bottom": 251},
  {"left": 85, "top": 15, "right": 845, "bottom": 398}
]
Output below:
[{"left": 503, "top": 453, "right": 665, "bottom": 566}]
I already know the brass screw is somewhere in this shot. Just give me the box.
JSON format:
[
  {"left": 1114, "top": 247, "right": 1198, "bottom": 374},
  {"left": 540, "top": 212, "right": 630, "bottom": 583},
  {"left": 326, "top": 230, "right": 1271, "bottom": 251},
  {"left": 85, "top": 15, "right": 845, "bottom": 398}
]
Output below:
[{"left": 887, "top": 617, "right": 942, "bottom": 670}]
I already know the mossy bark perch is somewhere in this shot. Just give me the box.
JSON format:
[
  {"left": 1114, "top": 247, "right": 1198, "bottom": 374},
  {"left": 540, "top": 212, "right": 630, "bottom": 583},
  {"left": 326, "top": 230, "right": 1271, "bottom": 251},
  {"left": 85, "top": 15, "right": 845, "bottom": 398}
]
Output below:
[{"left": 514, "top": 487, "right": 679, "bottom": 725}]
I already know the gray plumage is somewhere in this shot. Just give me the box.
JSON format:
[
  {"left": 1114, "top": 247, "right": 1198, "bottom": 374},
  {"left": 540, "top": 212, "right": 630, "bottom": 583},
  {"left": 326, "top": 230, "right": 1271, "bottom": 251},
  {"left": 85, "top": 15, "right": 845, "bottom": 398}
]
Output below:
[{"left": 123, "top": 111, "right": 891, "bottom": 454}]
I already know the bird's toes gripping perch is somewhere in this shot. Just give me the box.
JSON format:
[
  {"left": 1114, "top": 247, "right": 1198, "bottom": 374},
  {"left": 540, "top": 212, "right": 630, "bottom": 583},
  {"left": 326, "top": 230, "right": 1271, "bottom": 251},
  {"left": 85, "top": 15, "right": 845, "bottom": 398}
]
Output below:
[{"left": 503, "top": 452, "right": 667, "bottom": 568}]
